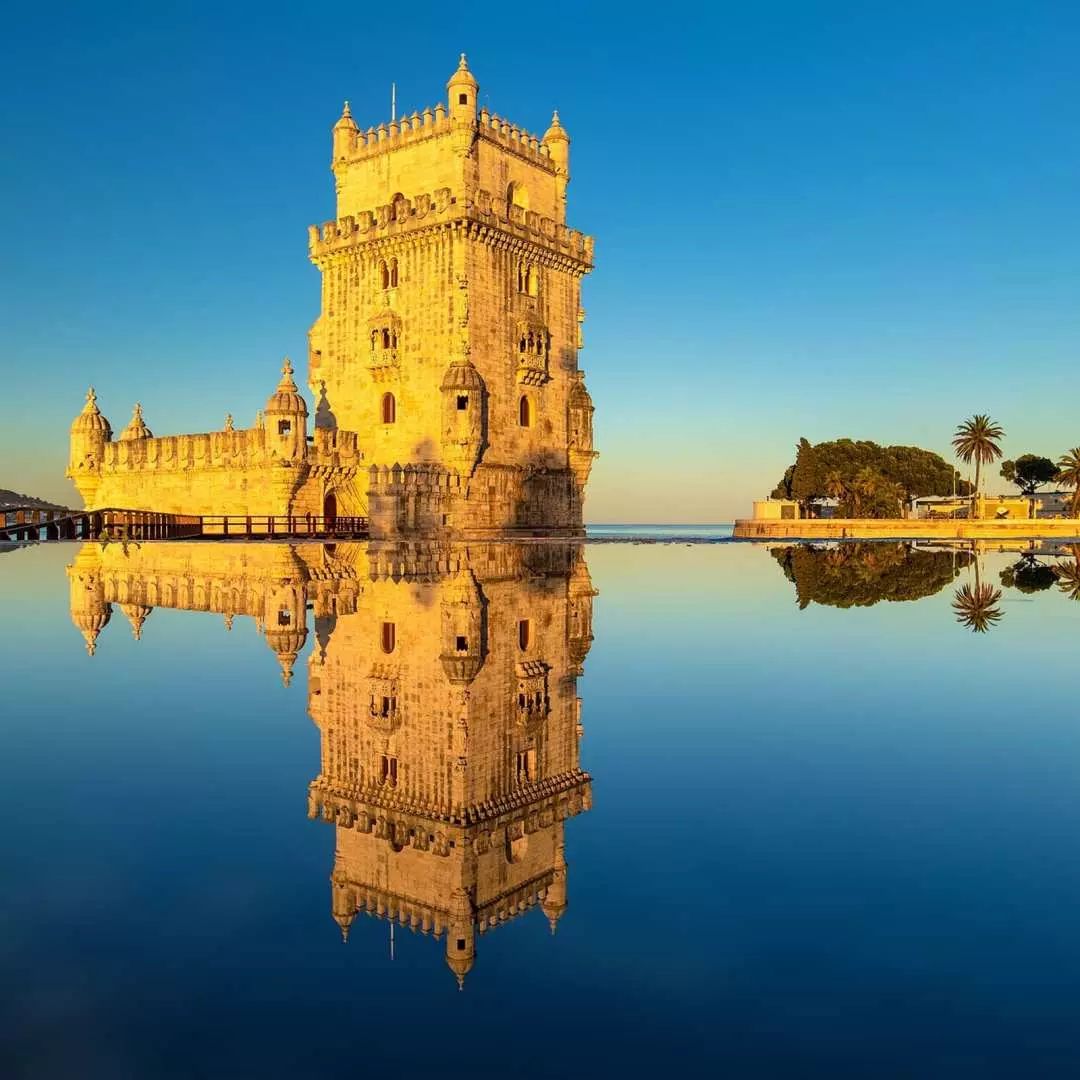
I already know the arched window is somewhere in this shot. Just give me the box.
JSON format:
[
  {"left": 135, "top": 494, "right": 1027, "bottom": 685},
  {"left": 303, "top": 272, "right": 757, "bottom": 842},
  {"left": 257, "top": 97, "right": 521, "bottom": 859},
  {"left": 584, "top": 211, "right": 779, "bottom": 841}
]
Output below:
[
  {"left": 518, "top": 619, "right": 530, "bottom": 651},
  {"left": 507, "top": 182, "right": 529, "bottom": 211},
  {"left": 381, "top": 621, "right": 396, "bottom": 653},
  {"left": 524, "top": 265, "right": 533, "bottom": 295},
  {"left": 517, "top": 261, "right": 525, "bottom": 293},
  {"left": 389, "top": 258, "right": 398, "bottom": 288},
  {"left": 518, "top": 395, "right": 531, "bottom": 428},
  {"left": 380, "top": 260, "right": 390, "bottom": 290},
  {"left": 381, "top": 393, "right": 396, "bottom": 424}
]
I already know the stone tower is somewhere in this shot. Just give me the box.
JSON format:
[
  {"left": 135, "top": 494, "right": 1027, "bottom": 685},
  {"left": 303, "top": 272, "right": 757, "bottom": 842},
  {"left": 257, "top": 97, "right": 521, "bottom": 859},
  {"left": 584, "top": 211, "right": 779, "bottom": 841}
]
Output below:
[{"left": 308, "top": 55, "right": 597, "bottom": 535}]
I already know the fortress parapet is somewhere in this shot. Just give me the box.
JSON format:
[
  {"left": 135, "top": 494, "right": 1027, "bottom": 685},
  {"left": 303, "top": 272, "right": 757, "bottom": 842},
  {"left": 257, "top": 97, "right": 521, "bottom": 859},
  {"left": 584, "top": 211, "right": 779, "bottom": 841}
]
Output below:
[{"left": 309, "top": 189, "right": 593, "bottom": 271}]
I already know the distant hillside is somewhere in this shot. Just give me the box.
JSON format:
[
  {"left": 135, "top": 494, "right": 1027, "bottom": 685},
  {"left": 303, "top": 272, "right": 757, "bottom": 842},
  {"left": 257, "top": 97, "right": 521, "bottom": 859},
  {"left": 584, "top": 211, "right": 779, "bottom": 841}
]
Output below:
[{"left": 0, "top": 489, "right": 70, "bottom": 511}]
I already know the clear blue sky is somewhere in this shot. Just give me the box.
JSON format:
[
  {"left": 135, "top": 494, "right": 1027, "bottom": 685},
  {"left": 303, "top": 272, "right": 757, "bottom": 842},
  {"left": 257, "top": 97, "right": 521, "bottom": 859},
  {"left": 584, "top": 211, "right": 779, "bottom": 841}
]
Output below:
[{"left": 2, "top": 1, "right": 1077, "bottom": 520}]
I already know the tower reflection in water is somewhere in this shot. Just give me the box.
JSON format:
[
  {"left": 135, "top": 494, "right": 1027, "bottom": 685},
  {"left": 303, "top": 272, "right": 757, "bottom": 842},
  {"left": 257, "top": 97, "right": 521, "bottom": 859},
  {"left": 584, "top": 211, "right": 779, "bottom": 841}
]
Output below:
[{"left": 67, "top": 540, "right": 596, "bottom": 988}]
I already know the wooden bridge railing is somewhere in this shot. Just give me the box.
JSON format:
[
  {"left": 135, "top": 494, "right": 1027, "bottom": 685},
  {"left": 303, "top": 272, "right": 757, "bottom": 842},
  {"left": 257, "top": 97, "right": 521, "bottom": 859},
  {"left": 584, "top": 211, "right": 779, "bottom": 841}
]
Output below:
[{"left": 0, "top": 507, "right": 368, "bottom": 543}]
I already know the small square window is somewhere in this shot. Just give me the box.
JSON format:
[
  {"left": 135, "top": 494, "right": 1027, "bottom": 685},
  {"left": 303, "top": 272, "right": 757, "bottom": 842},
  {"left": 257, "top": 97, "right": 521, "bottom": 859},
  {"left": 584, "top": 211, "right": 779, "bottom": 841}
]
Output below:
[
  {"left": 457, "top": 938, "right": 466, "bottom": 949},
  {"left": 458, "top": 94, "right": 468, "bottom": 105},
  {"left": 457, "top": 395, "right": 469, "bottom": 410},
  {"left": 456, "top": 635, "right": 467, "bottom": 652},
  {"left": 278, "top": 420, "right": 291, "bottom": 435},
  {"left": 278, "top": 610, "right": 291, "bottom": 626}
]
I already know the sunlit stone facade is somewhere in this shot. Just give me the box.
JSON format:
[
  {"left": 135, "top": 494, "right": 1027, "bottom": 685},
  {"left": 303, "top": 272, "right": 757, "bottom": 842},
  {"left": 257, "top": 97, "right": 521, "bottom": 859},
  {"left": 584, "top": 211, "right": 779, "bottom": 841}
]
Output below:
[
  {"left": 66, "top": 55, "right": 597, "bottom": 537},
  {"left": 67, "top": 539, "right": 596, "bottom": 984}
]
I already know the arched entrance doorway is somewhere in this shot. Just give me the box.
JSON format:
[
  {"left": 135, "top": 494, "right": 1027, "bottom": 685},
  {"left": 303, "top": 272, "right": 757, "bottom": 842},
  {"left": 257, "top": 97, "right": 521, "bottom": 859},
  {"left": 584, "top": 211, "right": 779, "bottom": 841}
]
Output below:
[{"left": 323, "top": 491, "right": 337, "bottom": 531}]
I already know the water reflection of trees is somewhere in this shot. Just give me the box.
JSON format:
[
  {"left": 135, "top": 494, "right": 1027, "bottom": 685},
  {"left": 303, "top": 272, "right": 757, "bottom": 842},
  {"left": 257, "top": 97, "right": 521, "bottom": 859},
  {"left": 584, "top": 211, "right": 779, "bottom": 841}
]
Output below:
[
  {"left": 1000, "top": 553, "right": 1058, "bottom": 593},
  {"left": 772, "top": 542, "right": 972, "bottom": 610}
]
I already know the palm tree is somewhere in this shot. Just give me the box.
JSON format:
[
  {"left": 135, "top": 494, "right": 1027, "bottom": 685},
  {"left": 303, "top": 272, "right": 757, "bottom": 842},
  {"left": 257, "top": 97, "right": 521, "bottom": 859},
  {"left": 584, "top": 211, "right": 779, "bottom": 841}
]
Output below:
[
  {"left": 952, "top": 414, "right": 1005, "bottom": 516},
  {"left": 1054, "top": 545, "right": 1080, "bottom": 601},
  {"left": 824, "top": 469, "right": 847, "bottom": 516},
  {"left": 1057, "top": 448, "right": 1080, "bottom": 518}
]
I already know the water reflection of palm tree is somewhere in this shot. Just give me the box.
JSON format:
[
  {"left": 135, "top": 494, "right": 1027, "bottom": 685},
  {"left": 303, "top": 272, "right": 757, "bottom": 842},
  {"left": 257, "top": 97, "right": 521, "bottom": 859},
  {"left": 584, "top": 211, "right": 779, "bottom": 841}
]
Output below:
[
  {"left": 1054, "top": 545, "right": 1080, "bottom": 601},
  {"left": 952, "top": 549, "right": 1003, "bottom": 633}
]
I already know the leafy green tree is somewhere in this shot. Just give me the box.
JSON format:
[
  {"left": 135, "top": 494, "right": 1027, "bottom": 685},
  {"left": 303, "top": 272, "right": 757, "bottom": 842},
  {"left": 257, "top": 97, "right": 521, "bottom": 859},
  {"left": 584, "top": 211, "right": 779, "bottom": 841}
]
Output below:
[
  {"left": 1000, "top": 454, "right": 1059, "bottom": 516},
  {"left": 771, "top": 438, "right": 968, "bottom": 518},
  {"left": 1001, "top": 455, "right": 1059, "bottom": 494},
  {"left": 952, "top": 414, "right": 1005, "bottom": 499},
  {"left": 1057, "top": 448, "right": 1080, "bottom": 517}
]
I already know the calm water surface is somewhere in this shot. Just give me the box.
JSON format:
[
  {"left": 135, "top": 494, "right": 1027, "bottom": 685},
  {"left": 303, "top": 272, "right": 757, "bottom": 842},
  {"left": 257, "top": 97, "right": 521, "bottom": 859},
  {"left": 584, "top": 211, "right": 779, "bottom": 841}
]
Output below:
[{"left": 3, "top": 539, "right": 1080, "bottom": 1077}]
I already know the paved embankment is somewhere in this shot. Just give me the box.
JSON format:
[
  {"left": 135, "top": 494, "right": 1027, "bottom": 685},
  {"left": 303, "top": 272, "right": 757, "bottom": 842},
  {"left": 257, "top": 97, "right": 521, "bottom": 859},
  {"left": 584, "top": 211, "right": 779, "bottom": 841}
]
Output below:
[{"left": 732, "top": 518, "right": 1080, "bottom": 541}]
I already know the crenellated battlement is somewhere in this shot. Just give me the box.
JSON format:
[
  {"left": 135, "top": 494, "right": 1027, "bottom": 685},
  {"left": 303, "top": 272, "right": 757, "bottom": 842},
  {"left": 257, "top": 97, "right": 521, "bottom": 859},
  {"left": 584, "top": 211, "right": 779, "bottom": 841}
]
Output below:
[
  {"left": 476, "top": 109, "right": 553, "bottom": 168},
  {"left": 308, "top": 187, "right": 593, "bottom": 268},
  {"left": 333, "top": 99, "right": 555, "bottom": 172},
  {"left": 101, "top": 425, "right": 271, "bottom": 472}
]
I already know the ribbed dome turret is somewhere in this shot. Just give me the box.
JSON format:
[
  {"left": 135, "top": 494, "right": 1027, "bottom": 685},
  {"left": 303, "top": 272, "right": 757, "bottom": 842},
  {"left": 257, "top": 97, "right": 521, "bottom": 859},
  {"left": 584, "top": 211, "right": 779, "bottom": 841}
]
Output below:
[
  {"left": 73, "top": 605, "right": 112, "bottom": 657},
  {"left": 119, "top": 402, "right": 153, "bottom": 441},
  {"left": 71, "top": 387, "right": 112, "bottom": 439},
  {"left": 569, "top": 379, "right": 593, "bottom": 411},
  {"left": 440, "top": 358, "right": 485, "bottom": 393},
  {"left": 120, "top": 603, "right": 152, "bottom": 640},
  {"left": 265, "top": 358, "right": 308, "bottom": 417}
]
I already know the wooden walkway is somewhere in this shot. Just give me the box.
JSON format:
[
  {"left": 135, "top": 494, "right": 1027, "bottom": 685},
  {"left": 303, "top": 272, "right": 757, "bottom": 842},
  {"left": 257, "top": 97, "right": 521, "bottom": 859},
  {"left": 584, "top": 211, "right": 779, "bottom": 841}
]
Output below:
[{"left": 0, "top": 507, "right": 368, "bottom": 544}]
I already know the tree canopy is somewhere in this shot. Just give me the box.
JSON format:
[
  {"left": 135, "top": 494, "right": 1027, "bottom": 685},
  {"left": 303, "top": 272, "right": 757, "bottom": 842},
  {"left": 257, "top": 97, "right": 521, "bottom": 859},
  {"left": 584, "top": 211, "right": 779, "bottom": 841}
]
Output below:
[
  {"left": 1000, "top": 455, "right": 1059, "bottom": 496},
  {"left": 770, "top": 438, "right": 969, "bottom": 517}
]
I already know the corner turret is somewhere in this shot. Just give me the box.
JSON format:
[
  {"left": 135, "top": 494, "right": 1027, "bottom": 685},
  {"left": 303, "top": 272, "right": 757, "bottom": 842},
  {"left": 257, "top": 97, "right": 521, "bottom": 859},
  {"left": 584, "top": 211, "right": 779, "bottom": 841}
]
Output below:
[
  {"left": 447, "top": 53, "right": 478, "bottom": 125},
  {"left": 68, "top": 388, "right": 112, "bottom": 508},
  {"left": 439, "top": 569, "right": 487, "bottom": 684},
  {"left": 333, "top": 100, "right": 359, "bottom": 163},
  {"left": 440, "top": 360, "right": 487, "bottom": 477},
  {"left": 262, "top": 546, "right": 309, "bottom": 687},
  {"left": 444, "top": 888, "right": 476, "bottom": 990},
  {"left": 67, "top": 547, "right": 111, "bottom": 656},
  {"left": 540, "top": 834, "right": 568, "bottom": 934},
  {"left": 568, "top": 373, "right": 598, "bottom": 489},
  {"left": 263, "top": 358, "right": 310, "bottom": 511},
  {"left": 542, "top": 110, "right": 570, "bottom": 206}
]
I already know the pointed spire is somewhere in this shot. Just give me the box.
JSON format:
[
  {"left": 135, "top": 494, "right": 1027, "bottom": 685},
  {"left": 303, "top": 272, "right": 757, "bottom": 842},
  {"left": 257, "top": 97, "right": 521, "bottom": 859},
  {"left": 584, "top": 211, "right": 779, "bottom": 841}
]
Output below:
[
  {"left": 447, "top": 52, "right": 478, "bottom": 91},
  {"left": 334, "top": 99, "right": 358, "bottom": 131},
  {"left": 543, "top": 109, "right": 569, "bottom": 143}
]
